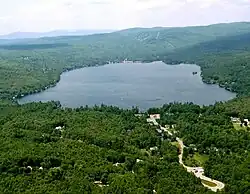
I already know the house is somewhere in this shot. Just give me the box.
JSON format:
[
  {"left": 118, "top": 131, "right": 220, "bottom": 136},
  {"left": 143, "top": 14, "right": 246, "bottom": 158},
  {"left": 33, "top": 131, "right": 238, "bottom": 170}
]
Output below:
[
  {"left": 94, "top": 181, "right": 108, "bottom": 187},
  {"left": 55, "top": 126, "right": 63, "bottom": 130},
  {"left": 150, "top": 146, "right": 158, "bottom": 151},
  {"left": 113, "top": 163, "right": 122, "bottom": 166},
  {"left": 242, "top": 119, "right": 249, "bottom": 126},
  {"left": 55, "top": 126, "right": 64, "bottom": 132},
  {"left": 136, "top": 159, "right": 143, "bottom": 163},
  {"left": 244, "top": 119, "right": 249, "bottom": 123},
  {"left": 150, "top": 114, "right": 161, "bottom": 120},
  {"left": 230, "top": 117, "right": 240, "bottom": 123},
  {"left": 147, "top": 115, "right": 160, "bottom": 126}
]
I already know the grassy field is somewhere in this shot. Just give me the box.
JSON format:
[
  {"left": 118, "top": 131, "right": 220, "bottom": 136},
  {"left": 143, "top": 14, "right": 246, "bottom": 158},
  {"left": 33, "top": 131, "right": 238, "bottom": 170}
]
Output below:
[
  {"left": 184, "top": 153, "right": 209, "bottom": 167},
  {"left": 233, "top": 123, "right": 249, "bottom": 131},
  {"left": 193, "top": 153, "right": 209, "bottom": 166},
  {"left": 201, "top": 180, "right": 217, "bottom": 187}
]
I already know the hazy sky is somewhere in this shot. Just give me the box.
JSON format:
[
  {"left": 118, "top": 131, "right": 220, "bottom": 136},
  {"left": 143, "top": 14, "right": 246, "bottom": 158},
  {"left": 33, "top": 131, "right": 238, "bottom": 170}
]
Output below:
[{"left": 0, "top": 0, "right": 250, "bottom": 34}]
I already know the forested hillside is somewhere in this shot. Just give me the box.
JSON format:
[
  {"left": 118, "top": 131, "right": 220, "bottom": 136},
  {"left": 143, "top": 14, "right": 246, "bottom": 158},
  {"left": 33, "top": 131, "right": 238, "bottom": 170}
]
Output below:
[{"left": 161, "top": 32, "right": 250, "bottom": 95}]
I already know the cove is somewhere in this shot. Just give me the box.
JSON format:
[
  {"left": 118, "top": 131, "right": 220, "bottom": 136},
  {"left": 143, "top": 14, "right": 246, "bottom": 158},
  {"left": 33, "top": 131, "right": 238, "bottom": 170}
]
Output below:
[{"left": 18, "top": 62, "right": 236, "bottom": 110}]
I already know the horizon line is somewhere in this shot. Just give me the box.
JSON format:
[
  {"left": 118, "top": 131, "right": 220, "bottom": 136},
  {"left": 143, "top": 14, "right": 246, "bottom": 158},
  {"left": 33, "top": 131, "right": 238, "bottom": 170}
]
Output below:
[{"left": 0, "top": 21, "right": 250, "bottom": 37}]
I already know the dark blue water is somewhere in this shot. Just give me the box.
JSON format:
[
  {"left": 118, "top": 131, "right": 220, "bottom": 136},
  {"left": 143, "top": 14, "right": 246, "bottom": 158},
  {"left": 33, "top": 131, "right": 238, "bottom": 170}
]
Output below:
[{"left": 18, "top": 62, "right": 236, "bottom": 110}]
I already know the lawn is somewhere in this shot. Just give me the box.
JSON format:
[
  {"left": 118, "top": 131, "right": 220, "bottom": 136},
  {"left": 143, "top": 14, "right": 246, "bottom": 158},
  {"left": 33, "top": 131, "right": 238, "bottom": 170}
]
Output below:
[
  {"left": 193, "top": 153, "right": 209, "bottom": 166},
  {"left": 233, "top": 123, "right": 248, "bottom": 131},
  {"left": 184, "top": 153, "right": 209, "bottom": 167}
]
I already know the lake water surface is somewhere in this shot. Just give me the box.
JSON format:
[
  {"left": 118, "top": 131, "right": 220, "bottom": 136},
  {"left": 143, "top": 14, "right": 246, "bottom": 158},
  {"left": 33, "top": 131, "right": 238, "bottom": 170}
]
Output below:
[{"left": 19, "top": 62, "right": 236, "bottom": 110}]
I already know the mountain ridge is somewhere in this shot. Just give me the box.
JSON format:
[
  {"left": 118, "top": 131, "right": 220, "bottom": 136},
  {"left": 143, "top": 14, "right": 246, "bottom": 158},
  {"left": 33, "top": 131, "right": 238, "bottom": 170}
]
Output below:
[
  {"left": 0, "top": 29, "right": 115, "bottom": 39},
  {"left": 1, "top": 21, "right": 250, "bottom": 40}
]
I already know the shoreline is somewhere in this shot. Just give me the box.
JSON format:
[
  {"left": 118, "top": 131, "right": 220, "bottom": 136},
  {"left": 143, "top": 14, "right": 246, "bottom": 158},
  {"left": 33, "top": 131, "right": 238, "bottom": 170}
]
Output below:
[{"left": 15, "top": 61, "right": 237, "bottom": 107}]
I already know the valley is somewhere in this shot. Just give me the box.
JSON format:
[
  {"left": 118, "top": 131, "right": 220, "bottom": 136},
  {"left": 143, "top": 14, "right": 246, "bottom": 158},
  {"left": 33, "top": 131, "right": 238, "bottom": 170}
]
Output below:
[{"left": 0, "top": 22, "right": 250, "bottom": 193}]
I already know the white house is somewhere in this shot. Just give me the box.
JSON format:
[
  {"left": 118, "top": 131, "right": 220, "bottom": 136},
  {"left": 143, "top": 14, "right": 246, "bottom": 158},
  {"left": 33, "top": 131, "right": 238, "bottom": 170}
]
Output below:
[
  {"left": 136, "top": 159, "right": 143, "bottom": 163},
  {"left": 150, "top": 146, "right": 158, "bottom": 151},
  {"left": 231, "top": 117, "right": 240, "bottom": 123},
  {"left": 55, "top": 126, "right": 63, "bottom": 130},
  {"left": 150, "top": 114, "right": 161, "bottom": 120},
  {"left": 244, "top": 119, "right": 249, "bottom": 123}
]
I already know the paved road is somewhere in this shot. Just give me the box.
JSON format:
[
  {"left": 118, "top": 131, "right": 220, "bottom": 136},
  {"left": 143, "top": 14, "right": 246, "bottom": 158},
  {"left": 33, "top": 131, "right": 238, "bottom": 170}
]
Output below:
[
  {"left": 176, "top": 137, "right": 225, "bottom": 192},
  {"left": 149, "top": 118, "right": 225, "bottom": 192}
]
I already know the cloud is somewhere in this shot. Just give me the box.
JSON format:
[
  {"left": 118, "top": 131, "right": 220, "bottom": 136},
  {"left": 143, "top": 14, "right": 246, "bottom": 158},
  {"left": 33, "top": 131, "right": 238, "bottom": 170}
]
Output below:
[
  {"left": 0, "top": 0, "right": 249, "bottom": 34},
  {"left": 140, "top": 0, "right": 250, "bottom": 27}
]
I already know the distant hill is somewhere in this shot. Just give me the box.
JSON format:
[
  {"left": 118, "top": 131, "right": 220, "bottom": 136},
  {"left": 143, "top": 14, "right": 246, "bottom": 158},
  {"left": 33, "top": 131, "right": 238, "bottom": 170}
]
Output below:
[
  {"left": 1, "top": 22, "right": 250, "bottom": 49},
  {"left": 159, "top": 32, "right": 250, "bottom": 62},
  {"left": 115, "top": 22, "right": 250, "bottom": 51},
  {"left": 0, "top": 29, "right": 114, "bottom": 39}
]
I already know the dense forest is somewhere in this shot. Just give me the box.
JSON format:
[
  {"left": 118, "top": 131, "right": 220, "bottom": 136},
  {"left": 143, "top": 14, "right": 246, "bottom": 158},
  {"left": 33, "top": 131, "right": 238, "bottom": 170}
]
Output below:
[
  {"left": 0, "top": 102, "right": 212, "bottom": 193},
  {"left": 0, "top": 22, "right": 250, "bottom": 193},
  {"left": 0, "top": 99, "right": 249, "bottom": 193}
]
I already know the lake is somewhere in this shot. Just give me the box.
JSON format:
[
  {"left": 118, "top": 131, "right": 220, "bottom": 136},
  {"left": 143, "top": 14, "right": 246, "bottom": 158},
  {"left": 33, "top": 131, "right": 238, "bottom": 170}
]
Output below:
[{"left": 18, "top": 62, "right": 236, "bottom": 110}]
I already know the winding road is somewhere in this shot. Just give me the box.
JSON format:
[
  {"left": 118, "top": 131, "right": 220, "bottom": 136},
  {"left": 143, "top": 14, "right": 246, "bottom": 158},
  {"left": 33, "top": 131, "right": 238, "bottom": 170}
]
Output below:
[
  {"left": 176, "top": 137, "right": 225, "bottom": 192},
  {"left": 148, "top": 117, "right": 225, "bottom": 192}
]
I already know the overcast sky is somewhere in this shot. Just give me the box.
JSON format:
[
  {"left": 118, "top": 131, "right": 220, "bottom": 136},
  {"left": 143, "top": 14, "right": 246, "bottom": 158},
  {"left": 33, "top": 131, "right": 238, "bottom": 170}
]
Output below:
[{"left": 0, "top": 0, "right": 250, "bottom": 34}]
